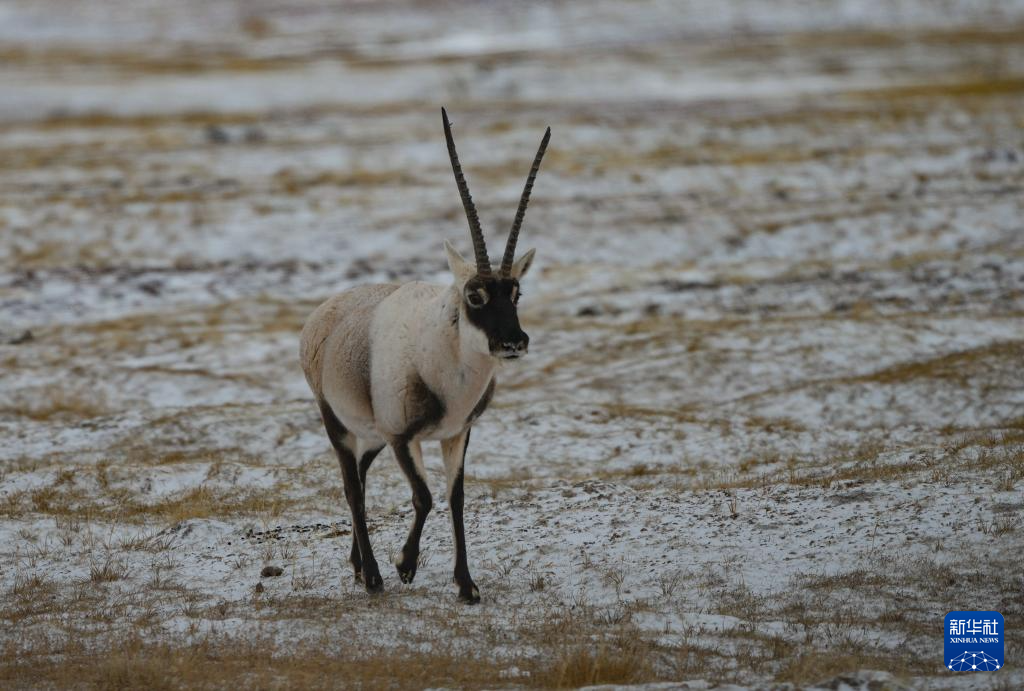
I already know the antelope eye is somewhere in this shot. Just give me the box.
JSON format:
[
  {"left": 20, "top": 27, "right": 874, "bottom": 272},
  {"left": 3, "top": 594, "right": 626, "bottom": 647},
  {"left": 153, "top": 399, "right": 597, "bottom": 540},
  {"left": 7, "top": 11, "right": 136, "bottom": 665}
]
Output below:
[
  {"left": 511, "top": 285, "right": 521, "bottom": 305},
  {"left": 465, "top": 288, "right": 488, "bottom": 308}
]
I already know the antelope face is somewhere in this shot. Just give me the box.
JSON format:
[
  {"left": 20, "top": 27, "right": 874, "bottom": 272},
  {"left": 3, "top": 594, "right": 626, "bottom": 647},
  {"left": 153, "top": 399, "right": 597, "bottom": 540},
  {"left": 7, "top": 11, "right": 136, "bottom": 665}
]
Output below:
[
  {"left": 447, "top": 241, "right": 537, "bottom": 360},
  {"left": 463, "top": 276, "right": 529, "bottom": 359}
]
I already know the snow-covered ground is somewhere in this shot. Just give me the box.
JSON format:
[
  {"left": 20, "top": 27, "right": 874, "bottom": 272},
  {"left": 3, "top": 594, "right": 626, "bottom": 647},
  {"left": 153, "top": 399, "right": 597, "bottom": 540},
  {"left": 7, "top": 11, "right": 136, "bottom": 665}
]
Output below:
[{"left": 1, "top": 0, "right": 1023, "bottom": 688}]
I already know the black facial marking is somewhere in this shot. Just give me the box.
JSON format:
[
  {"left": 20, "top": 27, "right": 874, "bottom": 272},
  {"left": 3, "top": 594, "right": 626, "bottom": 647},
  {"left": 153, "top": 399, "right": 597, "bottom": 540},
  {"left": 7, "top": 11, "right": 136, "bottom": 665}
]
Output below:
[
  {"left": 465, "top": 378, "right": 495, "bottom": 426},
  {"left": 462, "top": 276, "right": 529, "bottom": 356}
]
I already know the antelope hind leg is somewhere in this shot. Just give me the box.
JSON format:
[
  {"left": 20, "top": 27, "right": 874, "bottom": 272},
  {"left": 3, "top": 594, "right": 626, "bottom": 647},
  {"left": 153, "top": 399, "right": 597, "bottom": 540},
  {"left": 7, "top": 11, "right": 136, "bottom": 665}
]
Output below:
[{"left": 319, "top": 401, "right": 383, "bottom": 593}]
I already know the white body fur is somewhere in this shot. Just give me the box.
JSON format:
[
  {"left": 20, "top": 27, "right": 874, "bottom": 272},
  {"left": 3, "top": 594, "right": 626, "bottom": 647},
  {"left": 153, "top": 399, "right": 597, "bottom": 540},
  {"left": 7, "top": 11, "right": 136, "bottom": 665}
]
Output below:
[{"left": 301, "top": 245, "right": 531, "bottom": 446}]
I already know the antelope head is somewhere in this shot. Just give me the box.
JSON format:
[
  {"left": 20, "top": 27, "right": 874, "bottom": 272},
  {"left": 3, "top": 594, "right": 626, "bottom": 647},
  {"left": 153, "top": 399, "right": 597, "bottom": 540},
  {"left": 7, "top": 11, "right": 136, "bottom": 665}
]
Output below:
[{"left": 441, "top": 108, "right": 550, "bottom": 361}]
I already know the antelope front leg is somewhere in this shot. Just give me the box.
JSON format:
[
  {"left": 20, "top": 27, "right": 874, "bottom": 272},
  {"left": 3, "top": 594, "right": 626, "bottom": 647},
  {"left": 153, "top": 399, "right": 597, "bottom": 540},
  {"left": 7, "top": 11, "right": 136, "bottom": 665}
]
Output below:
[
  {"left": 391, "top": 439, "right": 432, "bottom": 584},
  {"left": 442, "top": 429, "right": 479, "bottom": 603}
]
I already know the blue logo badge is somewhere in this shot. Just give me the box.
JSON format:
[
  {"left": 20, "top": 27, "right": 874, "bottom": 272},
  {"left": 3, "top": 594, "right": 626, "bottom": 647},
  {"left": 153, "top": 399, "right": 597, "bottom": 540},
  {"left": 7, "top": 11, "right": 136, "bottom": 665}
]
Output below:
[{"left": 945, "top": 611, "right": 1003, "bottom": 672}]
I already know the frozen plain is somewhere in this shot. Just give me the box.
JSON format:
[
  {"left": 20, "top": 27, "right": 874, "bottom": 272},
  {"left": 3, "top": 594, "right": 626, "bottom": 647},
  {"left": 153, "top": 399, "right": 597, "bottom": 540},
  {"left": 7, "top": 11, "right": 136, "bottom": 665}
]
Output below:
[{"left": 1, "top": 0, "right": 1023, "bottom": 688}]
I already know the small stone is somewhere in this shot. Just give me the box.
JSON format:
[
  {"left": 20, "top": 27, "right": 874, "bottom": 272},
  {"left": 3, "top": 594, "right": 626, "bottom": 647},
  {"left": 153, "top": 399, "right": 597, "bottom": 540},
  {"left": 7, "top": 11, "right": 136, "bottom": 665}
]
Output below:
[
  {"left": 260, "top": 565, "right": 283, "bottom": 577},
  {"left": 243, "top": 127, "right": 267, "bottom": 143},
  {"left": 205, "top": 124, "right": 230, "bottom": 145},
  {"left": 254, "top": 582, "right": 264, "bottom": 594},
  {"left": 138, "top": 280, "right": 162, "bottom": 296},
  {"left": 7, "top": 330, "right": 33, "bottom": 345}
]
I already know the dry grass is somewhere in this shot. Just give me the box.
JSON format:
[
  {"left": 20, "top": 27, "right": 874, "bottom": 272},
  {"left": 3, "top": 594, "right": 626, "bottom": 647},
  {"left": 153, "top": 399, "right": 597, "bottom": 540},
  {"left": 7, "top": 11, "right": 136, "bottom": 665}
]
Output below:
[
  {"left": 775, "top": 650, "right": 918, "bottom": 685},
  {"left": 0, "top": 386, "right": 113, "bottom": 421},
  {"left": 848, "top": 76, "right": 1024, "bottom": 103},
  {"left": 0, "top": 46, "right": 304, "bottom": 76},
  {"left": 3, "top": 482, "right": 297, "bottom": 524},
  {"left": 855, "top": 340, "right": 1024, "bottom": 386},
  {"left": 0, "top": 634, "right": 529, "bottom": 691},
  {"left": 271, "top": 167, "right": 425, "bottom": 194},
  {"left": 89, "top": 557, "right": 129, "bottom": 583},
  {"left": 0, "top": 593, "right": 698, "bottom": 691},
  {"left": 535, "top": 636, "right": 657, "bottom": 688}
]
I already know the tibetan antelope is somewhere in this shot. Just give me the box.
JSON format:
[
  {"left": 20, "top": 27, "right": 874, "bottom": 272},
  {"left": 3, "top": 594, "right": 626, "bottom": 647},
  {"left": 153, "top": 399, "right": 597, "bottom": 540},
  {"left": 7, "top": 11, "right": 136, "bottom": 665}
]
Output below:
[{"left": 299, "top": 109, "right": 550, "bottom": 602}]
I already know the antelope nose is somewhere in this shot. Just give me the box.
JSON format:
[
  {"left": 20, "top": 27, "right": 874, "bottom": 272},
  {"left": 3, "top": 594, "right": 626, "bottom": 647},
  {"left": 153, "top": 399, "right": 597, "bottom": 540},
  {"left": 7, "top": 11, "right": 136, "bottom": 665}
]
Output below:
[{"left": 504, "top": 334, "right": 529, "bottom": 354}]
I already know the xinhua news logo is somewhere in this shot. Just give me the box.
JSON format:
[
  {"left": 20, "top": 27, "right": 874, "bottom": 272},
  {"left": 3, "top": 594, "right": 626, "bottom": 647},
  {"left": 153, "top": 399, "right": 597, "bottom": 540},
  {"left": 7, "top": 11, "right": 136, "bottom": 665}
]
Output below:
[{"left": 945, "top": 611, "right": 1004, "bottom": 672}]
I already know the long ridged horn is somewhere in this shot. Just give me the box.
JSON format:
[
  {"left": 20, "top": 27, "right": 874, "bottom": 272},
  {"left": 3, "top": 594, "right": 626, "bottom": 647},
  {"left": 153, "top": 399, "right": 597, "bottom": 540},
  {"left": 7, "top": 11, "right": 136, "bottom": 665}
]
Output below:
[
  {"left": 442, "top": 108, "right": 491, "bottom": 276},
  {"left": 501, "top": 126, "right": 551, "bottom": 276}
]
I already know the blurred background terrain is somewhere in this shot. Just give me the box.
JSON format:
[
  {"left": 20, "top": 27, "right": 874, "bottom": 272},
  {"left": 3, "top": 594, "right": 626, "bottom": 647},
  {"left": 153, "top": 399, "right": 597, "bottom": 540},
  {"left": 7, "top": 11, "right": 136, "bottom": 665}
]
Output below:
[{"left": 1, "top": 1, "right": 1023, "bottom": 688}]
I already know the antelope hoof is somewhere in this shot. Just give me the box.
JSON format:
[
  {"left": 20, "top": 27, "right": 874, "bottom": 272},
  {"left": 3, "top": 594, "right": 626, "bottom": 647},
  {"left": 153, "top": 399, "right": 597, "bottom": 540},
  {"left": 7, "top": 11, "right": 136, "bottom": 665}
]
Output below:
[
  {"left": 457, "top": 581, "right": 480, "bottom": 604},
  {"left": 362, "top": 566, "right": 383, "bottom": 593},
  {"left": 396, "top": 559, "right": 418, "bottom": 584}
]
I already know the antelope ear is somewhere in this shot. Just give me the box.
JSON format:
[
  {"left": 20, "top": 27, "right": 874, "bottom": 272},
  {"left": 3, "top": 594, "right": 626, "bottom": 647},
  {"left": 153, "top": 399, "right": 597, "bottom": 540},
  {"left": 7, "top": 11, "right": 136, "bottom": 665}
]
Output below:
[
  {"left": 509, "top": 248, "right": 536, "bottom": 279},
  {"left": 445, "top": 239, "right": 477, "bottom": 285}
]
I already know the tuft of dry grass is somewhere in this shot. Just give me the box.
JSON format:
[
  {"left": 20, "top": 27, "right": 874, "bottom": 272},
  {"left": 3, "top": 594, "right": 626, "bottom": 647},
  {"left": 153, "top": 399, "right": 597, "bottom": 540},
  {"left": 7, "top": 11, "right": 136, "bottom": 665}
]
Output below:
[
  {"left": 89, "top": 557, "right": 129, "bottom": 583},
  {"left": 271, "top": 167, "right": 425, "bottom": 194},
  {"left": 2, "top": 386, "right": 112, "bottom": 421},
  {"left": 775, "top": 649, "right": 917, "bottom": 685},
  {"left": 535, "top": 635, "right": 657, "bottom": 688}
]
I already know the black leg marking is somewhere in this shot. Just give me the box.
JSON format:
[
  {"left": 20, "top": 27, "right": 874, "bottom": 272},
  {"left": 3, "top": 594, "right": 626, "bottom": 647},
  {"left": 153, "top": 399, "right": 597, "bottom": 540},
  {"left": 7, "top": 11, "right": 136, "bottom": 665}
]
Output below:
[
  {"left": 392, "top": 441, "right": 432, "bottom": 584},
  {"left": 319, "top": 401, "right": 382, "bottom": 593},
  {"left": 465, "top": 378, "right": 495, "bottom": 426},
  {"left": 406, "top": 376, "right": 445, "bottom": 437},
  {"left": 359, "top": 446, "right": 384, "bottom": 484},
  {"left": 391, "top": 376, "right": 444, "bottom": 585},
  {"left": 350, "top": 446, "right": 384, "bottom": 581},
  {"left": 450, "top": 429, "right": 479, "bottom": 603}
]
